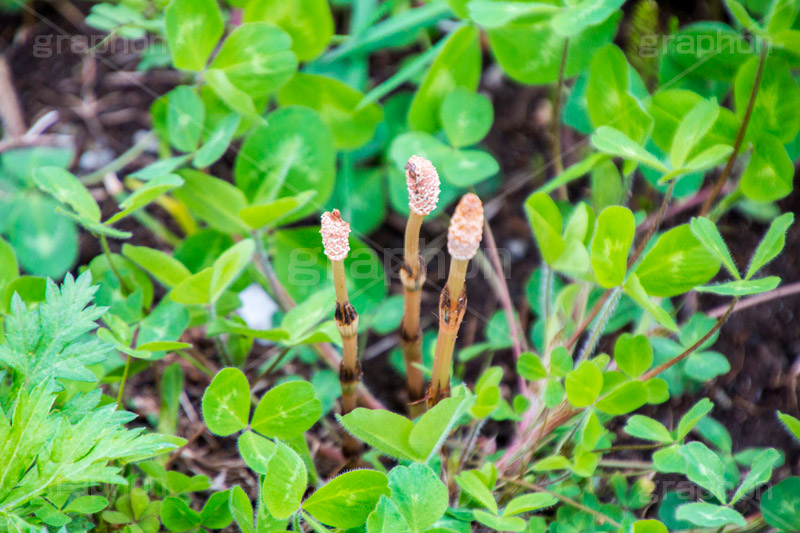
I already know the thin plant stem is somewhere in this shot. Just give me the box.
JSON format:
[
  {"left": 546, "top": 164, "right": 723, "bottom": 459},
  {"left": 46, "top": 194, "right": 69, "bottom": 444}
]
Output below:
[
  {"left": 700, "top": 44, "right": 768, "bottom": 216},
  {"left": 251, "top": 227, "right": 385, "bottom": 410},
  {"left": 131, "top": 210, "right": 181, "bottom": 247},
  {"left": 401, "top": 212, "right": 426, "bottom": 411},
  {"left": 541, "top": 263, "right": 553, "bottom": 351},
  {"left": 552, "top": 409, "right": 588, "bottom": 456},
  {"left": 640, "top": 298, "right": 737, "bottom": 381},
  {"left": 253, "top": 231, "right": 296, "bottom": 309},
  {"left": 332, "top": 259, "right": 361, "bottom": 458},
  {"left": 598, "top": 459, "right": 653, "bottom": 470},
  {"left": 176, "top": 350, "right": 215, "bottom": 378},
  {"left": 165, "top": 424, "right": 207, "bottom": 469},
  {"left": 429, "top": 258, "right": 469, "bottom": 406},
  {"left": 208, "top": 304, "right": 233, "bottom": 367},
  {"left": 553, "top": 39, "right": 569, "bottom": 200},
  {"left": 257, "top": 347, "right": 292, "bottom": 380},
  {"left": 593, "top": 442, "right": 667, "bottom": 454},
  {"left": 500, "top": 477, "right": 622, "bottom": 528},
  {"left": 566, "top": 290, "right": 609, "bottom": 350},
  {"left": 100, "top": 234, "right": 131, "bottom": 295},
  {"left": 482, "top": 220, "right": 528, "bottom": 392},
  {"left": 707, "top": 280, "right": 800, "bottom": 318},
  {"left": 473, "top": 250, "right": 528, "bottom": 359},
  {"left": 116, "top": 353, "right": 132, "bottom": 408},
  {"left": 456, "top": 418, "right": 486, "bottom": 474},
  {"left": 629, "top": 181, "right": 675, "bottom": 268},
  {"left": 82, "top": 132, "right": 156, "bottom": 185},
  {"left": 708, "top": 187, "right": 744, "bottom": 222},
  {"left": 575, "top": 287, "right": 621, "bottom": 363},
  {"left": 510, "top": 407, "right": 553, "bottom": 480}
]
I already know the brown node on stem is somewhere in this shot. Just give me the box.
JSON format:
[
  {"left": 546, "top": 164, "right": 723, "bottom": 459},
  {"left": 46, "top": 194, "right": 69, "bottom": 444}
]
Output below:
[
  {"left": 400, "top": 254, "right": 427, "bottom": 291},
  {"left": 439, "top": 283, "right": 468, "bottom": 326},
  {"left": 335, "top": 301, "right": 358, "bottom": 330},
  {"left": 427, "top": 381, "right": 451, "bottom": 407},
  {"left": 339, "top": 360, "right": 363, "bottom": 387},
  {"left": 321, "top": 209, "right": 362, "bottom": 460}
]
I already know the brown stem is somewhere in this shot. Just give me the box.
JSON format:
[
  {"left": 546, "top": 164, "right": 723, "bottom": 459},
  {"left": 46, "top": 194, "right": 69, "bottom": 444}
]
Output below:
[
  {"left": 503, "top": 295, "right": 737, "bottom": 475},
  {"left": 638, "top": 183, "right": 729, "bottom": 234},
  {"left": 639, "top": 298, "right": 737, "bottom": 382},
  {"left": 629, "top": 181, "right": 675, "bottom": 269},
  {"left": 401, "top": 212, "right": 427, "bottom": 414},
  {"left": 254, "top": 242, "right": 385, "bottom": 410},
  {"left": 593, "top": 443, "right": 667, "bottom": 454},
  {"left": 253, "top": 233, "right": 297, "bottom": 310},
  {"left": 565, "top": 291, "right": 609, "bottom": 349},
  {"left": 496, "top": 398, "right": 577, "bottom": 475},
  {"left": 483, "top": 221, "right": 527, "bottom": 359},
  {"left": 510, "top": 178, "right": 679, "bottom": 469},
  {"left": 333, "top": 260, "right": 362, "bottom": 458},
  {"left": 321, "top": 344, "right": 383, "bottom": 410},
  {"left": 165, "top": 424, "right": 207, "bottom": 469},
  {"left": 500, "top": 477, "right": 622, "bottom": 528},
  {"left": 482, "top": 220, "right": 528, "bottom": 394},
  {"left": 428, "top": 259, "right": 469, "bottom": 407},
  {"left": 699, "top": 44, "right": 768, "bottom": 216},
  {"left": 707, "top": 280, "right": 800, "bottom": 319}
]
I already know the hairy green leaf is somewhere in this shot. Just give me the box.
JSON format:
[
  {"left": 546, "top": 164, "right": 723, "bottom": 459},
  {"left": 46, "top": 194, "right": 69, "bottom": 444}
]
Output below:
[{"left": 746, "top": 212, "right": 794, "bottom": 280}]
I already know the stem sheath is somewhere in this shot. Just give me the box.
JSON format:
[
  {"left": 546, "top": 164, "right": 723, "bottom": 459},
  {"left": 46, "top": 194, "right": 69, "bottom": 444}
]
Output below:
[
  {"left": 401, "top": 212, "right": 427, "bottom": 414},
  {"left": 429, "top": 258, "right": 469, "bottom": 407},
  {"left": 333, "top": 259, "right": 361, "bottom": 457}
]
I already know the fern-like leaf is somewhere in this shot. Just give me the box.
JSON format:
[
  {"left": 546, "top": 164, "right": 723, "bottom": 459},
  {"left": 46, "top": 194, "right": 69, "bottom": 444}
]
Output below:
[
  {"left": 0, "top": 273, "right": 179, "bottom": 521},
  {"left": 0, "top": 272, "right": 111, "bottom": 387}
]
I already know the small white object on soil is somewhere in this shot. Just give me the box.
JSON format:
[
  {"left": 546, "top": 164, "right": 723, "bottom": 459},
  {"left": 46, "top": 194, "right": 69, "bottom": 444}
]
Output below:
[{"left": 237, "top": 283, "right": 278, "bottom": 342}]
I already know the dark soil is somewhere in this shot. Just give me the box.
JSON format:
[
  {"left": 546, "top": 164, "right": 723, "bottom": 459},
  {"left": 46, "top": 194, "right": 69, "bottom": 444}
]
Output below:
[{"left": 1, "top": 0, "right": 798, "bottom": 512}]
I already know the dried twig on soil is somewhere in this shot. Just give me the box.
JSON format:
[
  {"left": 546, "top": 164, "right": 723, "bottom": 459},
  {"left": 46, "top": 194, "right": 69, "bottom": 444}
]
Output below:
[{"left": 0, "top": 56, "right": 26, "bottom": 138}]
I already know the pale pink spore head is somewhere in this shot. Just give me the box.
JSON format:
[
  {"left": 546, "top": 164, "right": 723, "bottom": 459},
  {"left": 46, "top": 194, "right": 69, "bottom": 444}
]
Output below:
[
  {"left": 405, "top": 155, "right": 440, "bottom": 216},
  {"left": 447, "top": 193, "right": 484, "bottom": 261},
  {"left": 320, "top": 209, "right": 350, "bottom": 261}
]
